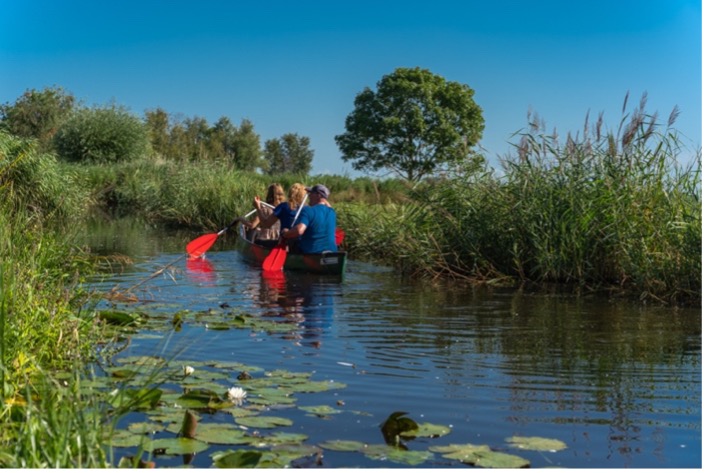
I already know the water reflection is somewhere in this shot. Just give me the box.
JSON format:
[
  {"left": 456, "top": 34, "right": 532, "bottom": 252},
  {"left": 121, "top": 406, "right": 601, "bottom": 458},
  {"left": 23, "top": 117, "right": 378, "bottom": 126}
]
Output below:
[
  {"left": 185, "top": 257, "right": 216, "bottom": 284},
  {"left": 239, "top": 270, "right": 340, "bottom": 348}
]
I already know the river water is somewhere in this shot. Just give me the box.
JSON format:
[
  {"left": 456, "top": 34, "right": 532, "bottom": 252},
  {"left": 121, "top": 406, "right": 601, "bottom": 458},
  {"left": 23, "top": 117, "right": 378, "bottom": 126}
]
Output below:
[{"left": 83, "top": 218, "right": 701, "bottom": 468}]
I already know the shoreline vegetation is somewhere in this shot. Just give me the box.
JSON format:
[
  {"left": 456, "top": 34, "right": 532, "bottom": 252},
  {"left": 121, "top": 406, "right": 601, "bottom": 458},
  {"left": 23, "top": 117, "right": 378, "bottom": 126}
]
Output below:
[{"left": 0, "top": 92, "right": 701, "bottom": 465}]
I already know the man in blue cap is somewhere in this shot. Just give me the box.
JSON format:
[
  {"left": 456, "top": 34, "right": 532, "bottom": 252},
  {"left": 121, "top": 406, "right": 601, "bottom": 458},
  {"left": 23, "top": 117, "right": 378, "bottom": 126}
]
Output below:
[{"left": 280, "top": 184, "right": 337, "bottom": 253}]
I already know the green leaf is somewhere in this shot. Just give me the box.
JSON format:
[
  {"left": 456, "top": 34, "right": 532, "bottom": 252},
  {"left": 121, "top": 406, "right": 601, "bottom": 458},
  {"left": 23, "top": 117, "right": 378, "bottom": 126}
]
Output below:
[
  {"left": 299, "top": 405, "right": 342, "bottom": 416},
  {"left": 148, "top": 437, "right": 210, "bottom": 455},
  {"left": 212, "top": 449, "right": 263, "bottom": 468},
  {"left": 430, "top": 443, "right": 530, "bottom": 468},
  {"left": 401, "top": 422, "right": 451, "bottom": 438},
  {"left": 126, "top": 422, "right": 166, "bottom": 435},
  {"left": 506, "top": 436, "right": 568, "bottom": 452},
  {"left": 319, "top": 440, "right": 366, "bottom": 452},
  {"left": 235, "top": 416, "right": 294, "bottom": 429},
  {"left": 362, "top": 444, "right": 434, "bottom": 466},
  {"left": 193, "top": 423, "right": 255, "bottom": 445}
]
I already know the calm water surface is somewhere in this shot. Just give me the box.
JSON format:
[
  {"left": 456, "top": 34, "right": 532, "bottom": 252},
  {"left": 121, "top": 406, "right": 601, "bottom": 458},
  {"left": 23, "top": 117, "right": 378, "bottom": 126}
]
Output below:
[{"left": 84, "top": 218, "right": 701, "bottom": 468}]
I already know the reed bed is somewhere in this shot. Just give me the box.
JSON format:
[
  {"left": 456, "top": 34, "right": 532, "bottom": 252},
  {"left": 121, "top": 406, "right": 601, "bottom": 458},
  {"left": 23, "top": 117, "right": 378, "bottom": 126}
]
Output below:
[{"left": 346, "top": 97, "right": 701, "bottom": 305}]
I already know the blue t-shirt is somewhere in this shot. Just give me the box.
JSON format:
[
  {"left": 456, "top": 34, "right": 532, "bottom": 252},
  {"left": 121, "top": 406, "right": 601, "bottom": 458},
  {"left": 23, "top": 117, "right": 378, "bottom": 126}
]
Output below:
[
  {"left": 297, "top": 204, "right": 337, "bottom": 254},
  {"left": 273, "top": 202, "right": 298, "bottom": 230}
]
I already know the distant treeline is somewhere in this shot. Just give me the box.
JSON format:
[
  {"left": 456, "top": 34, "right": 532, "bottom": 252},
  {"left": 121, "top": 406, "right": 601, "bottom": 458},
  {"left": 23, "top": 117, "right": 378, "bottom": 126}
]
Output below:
[{"left": 0, "top": 85, "right": 314, "bottom": 174}]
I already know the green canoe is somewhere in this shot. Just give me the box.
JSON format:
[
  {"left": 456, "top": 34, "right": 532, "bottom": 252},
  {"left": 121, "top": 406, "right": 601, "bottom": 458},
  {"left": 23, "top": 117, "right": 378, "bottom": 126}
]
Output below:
[{"left": 234, "top": 225, "right": 347, "bottom": 276}]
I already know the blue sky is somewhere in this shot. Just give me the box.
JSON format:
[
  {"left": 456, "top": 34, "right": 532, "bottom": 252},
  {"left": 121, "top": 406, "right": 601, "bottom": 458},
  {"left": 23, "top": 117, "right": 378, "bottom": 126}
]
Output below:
[{"left": 1, "top": 0, "right": 701, "bottom": 176}]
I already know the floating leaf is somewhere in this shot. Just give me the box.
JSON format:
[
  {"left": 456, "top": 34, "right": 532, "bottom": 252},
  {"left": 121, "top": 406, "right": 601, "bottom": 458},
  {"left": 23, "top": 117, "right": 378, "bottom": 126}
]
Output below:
[
  {"left": 258, "top": 445, "right": 321, "bottom": 467},
  {"left": 193, "top": 423, "right": 256, "bottom": 445},
  {"left": 286, "top": 380, "right": 346, "bottom": 393},
  {"left": 319, "top": 440, "right": 366, "bottom": 452},
  {"left": 299, "top": 405, "right": 342, "bottom": 416},
  {"left": 430, "top": 443, "right": 530, "bottom": 468},
  {"left": 235, "top": 416, "right": 294, "bottom": 429},
  {"left": 104, "top": 429, "right": 149, "bottom": 448},
  {"left": 257, "top": 432, "right": 309, "bottom": 446},
  {"left": 176, "top": 388, "right": 229, "bottom": 409},
  {"left": 362, "top": 444, "right": 434, "bottom": 466},
  {"left": 126, "top": 422, "right": 166, "bottom": 435},
  {"left": 109, "top": 368, "right": 137, "bottom": 379},
  {"left": 226, "top": 406, "right": 262, "bottom": 418},
  {"left": 149, "top": 437, "right": 210, "bottom": 456},
  {"left": 401, "top": 422, "right": 451, "bottom": 438},
  {"left": 212, "top": 449, "right": 262, "bottom": 468},
  {"left": 117, "top": 355, "right": 166, "bottom": 367},
  {"left": 506, "top": 436, "right": 568, "bottom": 452},
  {"left": 97, "top": 310, "right": 143, "bottom": 326}
]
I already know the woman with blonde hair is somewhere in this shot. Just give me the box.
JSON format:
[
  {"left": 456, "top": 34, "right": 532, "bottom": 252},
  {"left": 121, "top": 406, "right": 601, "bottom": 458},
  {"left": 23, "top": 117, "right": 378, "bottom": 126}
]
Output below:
[{"left": 253, "top": 182, "right": 307, "bottom": 241}]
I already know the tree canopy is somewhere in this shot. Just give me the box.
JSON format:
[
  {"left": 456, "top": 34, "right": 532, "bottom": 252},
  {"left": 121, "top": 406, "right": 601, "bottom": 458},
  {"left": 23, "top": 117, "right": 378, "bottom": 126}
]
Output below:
[
  {"left": 335, "top": 67, "right": 484, "bottom": 181},
  {"left": 263, "top": 133, "right": 314, "bottom": 175},
  {"left": 0, "top": 86, "right": 75, "bottom": 152}
]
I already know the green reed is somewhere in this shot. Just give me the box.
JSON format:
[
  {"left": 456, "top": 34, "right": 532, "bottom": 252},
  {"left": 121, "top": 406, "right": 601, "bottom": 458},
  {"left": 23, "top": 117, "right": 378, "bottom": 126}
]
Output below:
[
  {"left": 0, "top": 132, "right": 113, "bottom": 467},
  {"left": 344, "top": 96, "right": 701, "bottom": 305}
]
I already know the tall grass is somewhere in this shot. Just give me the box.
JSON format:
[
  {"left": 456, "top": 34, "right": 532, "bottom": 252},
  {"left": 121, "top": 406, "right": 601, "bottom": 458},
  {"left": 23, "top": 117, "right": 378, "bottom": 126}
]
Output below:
[
  {"left": 0, "top": 132, "right": 114, "bottom": 467},
  {"left": 70, "top": 159, "right": 413, "bottom": 227},
  {"left": 344, "top": 95, "right": 701, "bottom": 305}
]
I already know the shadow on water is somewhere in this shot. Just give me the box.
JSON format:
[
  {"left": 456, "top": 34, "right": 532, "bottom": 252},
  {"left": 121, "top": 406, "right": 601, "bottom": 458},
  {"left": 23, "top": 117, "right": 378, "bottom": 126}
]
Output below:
[{"left": 80, "top": 217, "right": 701, "bottom": 469}]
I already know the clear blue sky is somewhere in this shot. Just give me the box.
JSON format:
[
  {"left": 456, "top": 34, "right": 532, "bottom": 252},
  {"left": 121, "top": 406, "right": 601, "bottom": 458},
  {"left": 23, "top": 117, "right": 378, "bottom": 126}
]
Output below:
[{"left": 1, "top": 0, "right": 701, "bottom": 176}]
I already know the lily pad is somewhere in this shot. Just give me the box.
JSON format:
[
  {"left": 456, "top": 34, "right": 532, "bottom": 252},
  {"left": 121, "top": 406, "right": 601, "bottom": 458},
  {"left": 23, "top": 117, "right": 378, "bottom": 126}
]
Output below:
[
  {"left": 285, "top": 380, "right": 347, "bottom": 393},
  {"left": 299, "top": 405, "right": 342, "bottom": 416},
  {"left": 362, "top": 444, "right": 434, "bottom": 466},
  {"left": 148, "top": 437, "right": 210, "bottom": 455},
  {"left": 211, "top": 449, "right": 263, "bottom": 468},
  {"left": 226, "top": 406, "right": 263, "bottom": 418},
  {"left": 506, "top": 436, "right": 568, "bottom": 452},
  {"left": 430, "top": 443, "right": 530, "bottom": 468},
  {"left": 258, "top": 445, "right": 321, "bottom": 467},
  {"left": 235, "top": 416, "right": 294, "bottom": 429},
  {"left": 257, "top": 432, "right": 309, "bottom": 446},
  {"left": 319, "top": 440, "right": 366, "bottom": 452},
  {"left": 402, "top": 422, "right": 451, "bottom": 438},
  {"left": 193, "top": 423, "right": 257, "bottom": 445},
  {"left": 126, "top": 422, "right": 167, "bottom": 435},
  {"left": 103, "top": 429, "right": 150, "bottom": 448}
]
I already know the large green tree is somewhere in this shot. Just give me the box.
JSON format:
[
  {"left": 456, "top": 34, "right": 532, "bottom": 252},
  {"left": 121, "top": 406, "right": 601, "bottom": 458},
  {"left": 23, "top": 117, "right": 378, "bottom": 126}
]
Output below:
[
  {"left": 263, "top": 133, "right": 313, "bottom": 175},
  {"left": 335, "top": 67, "right": 484, "bottom": 181},
  {"left": 0, "top": 86, "right": 75, "bottom": 152}
]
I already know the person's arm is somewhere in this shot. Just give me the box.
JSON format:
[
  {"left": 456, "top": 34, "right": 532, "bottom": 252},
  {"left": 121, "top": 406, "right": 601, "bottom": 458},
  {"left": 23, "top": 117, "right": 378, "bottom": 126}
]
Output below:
[
  {"left": 281, "top": 223, "right": 307, "bottom": 240},
  {"left": 257, "top": 212, "right": 279, "bottom": 229},
  {"left": 248, "top": 216, "right": 261, "bottom": 229}
]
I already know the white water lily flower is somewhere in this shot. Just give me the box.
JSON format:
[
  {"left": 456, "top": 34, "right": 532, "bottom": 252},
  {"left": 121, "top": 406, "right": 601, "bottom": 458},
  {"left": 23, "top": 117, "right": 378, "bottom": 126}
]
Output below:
[
  {"left": 226, "top": 387, "right": 247, "bottom": 402},
  {"left": 183, "top": 365, "right": 195, "bottom": 376}
]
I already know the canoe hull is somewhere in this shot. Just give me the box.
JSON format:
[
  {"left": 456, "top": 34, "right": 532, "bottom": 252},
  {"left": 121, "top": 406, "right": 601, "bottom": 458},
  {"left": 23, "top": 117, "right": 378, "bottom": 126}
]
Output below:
[{"left": 234, "top": 225, "right": 347, "bottom": 276}]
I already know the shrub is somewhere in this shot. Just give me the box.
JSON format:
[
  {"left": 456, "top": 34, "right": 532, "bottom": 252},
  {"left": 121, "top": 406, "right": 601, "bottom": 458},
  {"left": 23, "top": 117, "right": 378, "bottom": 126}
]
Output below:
[{"left": 54, "top": 105, "right": 149, "bottom": 164}]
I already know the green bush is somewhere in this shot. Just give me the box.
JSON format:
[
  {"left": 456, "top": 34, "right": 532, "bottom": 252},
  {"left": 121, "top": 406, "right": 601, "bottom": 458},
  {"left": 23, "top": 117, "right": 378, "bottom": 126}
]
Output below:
[
  {"left": 0, "top": 131, "right": 88, "bottom": 219},
  {"left": 54, "top": 105, "right": 149, "bottom": 164}
]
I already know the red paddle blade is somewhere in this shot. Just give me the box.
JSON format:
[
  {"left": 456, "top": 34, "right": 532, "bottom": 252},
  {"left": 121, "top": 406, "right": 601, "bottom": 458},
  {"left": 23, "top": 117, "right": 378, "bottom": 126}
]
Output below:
[
  {"left": 186, "top": 233, "right": 218, "bottom": 258},
  {"left": 335, "top": 228, "right": 345, "bottom": 245},
  {"left": 262, "top": 243, "right": 287, "bottom": 272}
]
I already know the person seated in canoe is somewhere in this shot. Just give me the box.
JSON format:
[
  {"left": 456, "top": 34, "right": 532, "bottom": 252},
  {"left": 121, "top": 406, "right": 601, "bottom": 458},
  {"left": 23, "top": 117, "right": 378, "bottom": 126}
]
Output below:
[
  {"left": 252, "top": 182, "right": 307, "bottom": 247},
  {"left": 241, "top": 183, "right": 285, "bottom": 242},
  {"left": 279, "top": 184, "right": 337, "bottom": 254}
]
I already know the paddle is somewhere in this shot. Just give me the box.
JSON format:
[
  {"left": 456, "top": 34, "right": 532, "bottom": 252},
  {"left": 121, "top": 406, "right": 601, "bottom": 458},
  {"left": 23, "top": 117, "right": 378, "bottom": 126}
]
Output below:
[
  {"left": 186, "top": 209, "right": 257, "bottom": 258},
  {"left": 262, "top": 194, "right": 308, "bottom": 272}
]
